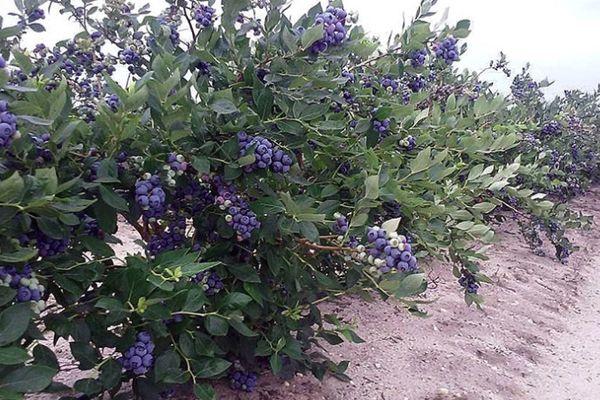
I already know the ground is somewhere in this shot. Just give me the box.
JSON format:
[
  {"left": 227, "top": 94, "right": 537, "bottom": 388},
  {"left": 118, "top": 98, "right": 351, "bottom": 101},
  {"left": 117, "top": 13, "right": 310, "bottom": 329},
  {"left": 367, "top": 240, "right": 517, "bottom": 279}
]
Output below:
[{"left": 28, "top": 188, "right": 600, "bottom": 400}]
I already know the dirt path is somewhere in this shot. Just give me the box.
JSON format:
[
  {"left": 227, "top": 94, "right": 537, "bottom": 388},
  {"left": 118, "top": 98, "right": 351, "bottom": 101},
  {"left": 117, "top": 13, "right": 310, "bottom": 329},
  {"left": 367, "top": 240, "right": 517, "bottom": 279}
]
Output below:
[
  {"left": 523, "top": 195, "right": 600, "bottom": 400},
  {"left": 28, "top": 189, "right": 600, "bottom": 400}
]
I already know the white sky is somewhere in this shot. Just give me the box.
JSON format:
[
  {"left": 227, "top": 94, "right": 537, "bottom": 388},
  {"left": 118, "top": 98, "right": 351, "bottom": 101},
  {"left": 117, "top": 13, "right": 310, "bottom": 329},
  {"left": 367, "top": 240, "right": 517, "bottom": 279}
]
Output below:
[{"left": 4, "top": 0, "right": 600, "bottom": 97}]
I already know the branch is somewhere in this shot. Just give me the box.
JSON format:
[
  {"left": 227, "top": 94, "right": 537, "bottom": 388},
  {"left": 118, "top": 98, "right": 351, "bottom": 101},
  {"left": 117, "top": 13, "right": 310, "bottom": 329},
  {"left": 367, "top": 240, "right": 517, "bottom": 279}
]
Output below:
[{"left": 296, "top": 238, "right": 355, "bottom": 252}]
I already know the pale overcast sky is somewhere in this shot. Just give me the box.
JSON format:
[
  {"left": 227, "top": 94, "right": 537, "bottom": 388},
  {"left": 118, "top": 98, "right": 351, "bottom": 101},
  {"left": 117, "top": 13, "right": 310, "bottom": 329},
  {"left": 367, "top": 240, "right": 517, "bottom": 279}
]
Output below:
[{"left": 4, "top": 0, "right": 600, "bottom": 97}]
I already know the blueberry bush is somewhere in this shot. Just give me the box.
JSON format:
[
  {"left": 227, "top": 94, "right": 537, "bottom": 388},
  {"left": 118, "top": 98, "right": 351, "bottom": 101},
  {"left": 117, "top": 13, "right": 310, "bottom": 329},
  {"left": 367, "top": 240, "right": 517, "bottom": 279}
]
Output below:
[{"left": 0, "top": 0, "right": 597, "bottom": 398}]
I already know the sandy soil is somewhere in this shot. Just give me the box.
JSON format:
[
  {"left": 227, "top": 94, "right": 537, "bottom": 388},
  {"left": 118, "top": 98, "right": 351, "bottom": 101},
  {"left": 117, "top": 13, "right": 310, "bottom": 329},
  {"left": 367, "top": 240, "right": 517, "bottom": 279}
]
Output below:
[{"left": 28, "top": 189, "right": 600, "bottom": 400}]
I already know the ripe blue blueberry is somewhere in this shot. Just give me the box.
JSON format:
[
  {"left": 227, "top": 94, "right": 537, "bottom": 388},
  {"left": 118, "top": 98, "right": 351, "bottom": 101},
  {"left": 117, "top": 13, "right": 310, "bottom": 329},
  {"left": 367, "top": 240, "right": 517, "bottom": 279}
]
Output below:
[
  {"left": 229, "top": 370, "right": 258, "bottom": 392},
  {"left": 432, "top": 36, "right": 459, "bottom": 64},
  {"left": 135, "top": 174, "right": 167, "bottom": 221},
  {"left": 119, "top": 331, "right": 155, "bottom": 376},
  {"left": 310, "top": 6, "right": 348, "bottom": 53},
  {"left": 193, "top": 5, "right": 216, "bottom": 28},
  {"left": 192, "top": 271, "right": 224, "bottom": 295},
  {"left": 409, "top": 48, "right": 427, "bottom": 67}
]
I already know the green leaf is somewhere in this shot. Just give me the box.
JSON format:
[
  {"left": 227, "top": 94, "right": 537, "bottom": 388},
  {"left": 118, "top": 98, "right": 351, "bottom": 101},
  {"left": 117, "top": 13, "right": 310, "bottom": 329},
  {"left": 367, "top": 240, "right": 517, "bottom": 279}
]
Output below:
[
  {"left": 32, "top": 345, "right": 59, "bottom": 370},
  {"left": 300, "top": 221, "right": 319, "bottom": 242},
  {"left": 80, "top": 236, "right": 115, "bottom": 258},
  {"left": 99, "top": 185, "right": 128, "bottom": 211},
  {"left": 0, "top": 365, "right": 56, "bottom": 393},
  {"left": 237, "top": 153, "right": 256, "bottom": 167},
  {"left": 183, "top": 288, "right": 208, "bottom": 312},
  {"left": 270, "top": 354, "right": 282, "bottom": 374},
  {"left": 193, "top": 357, "right": 232, "bottom": 379},
  {"left": 381, "top": 217, "right": 401, "bottom": 233},
  {"left": 455, "top": 221, "right": 475, "bottom": 230},
  {"left": 301, "top": 24, "right": 324, "bottom": 48},
  {"left": 0, "top": 303, "right": 32, "bottom": 347},
  {"left": 220, "top": 292, "right": 253, "bottom": 309},
  {"left": 0, "top": 388, "right": 23, "bottom": 400},
  {"left": 350, "top": 213, "right": 368, "bottom": 227},
  {"left": 410, "top": 147, "right": 432, "bottom": 173},
  {"left": 38, "top": 217, "right": 67, "bottom": 239},
  {"left": 0, "top": 248, "right": 38, "bottom": 263},
  {"left": 70, "top": 342, "right": 99, "bottom": 371},
  {"left": 194, "top": 383, "right": 216, "bottom": 400},
  {"left": 204, "top": 316, "right": 229, "bottom": 336},
  {"left": 253, "top": 81, "right": 274, "bottom": 119},
  {"left": 180, "top": 261, "right": 220, "bottom": 277},
  {"left": 299, "top": 103, "right": 328, "bottom": 121},
  {"left": 0, "top": 172, "right": 24, "bottom": 203},
  {"left": 35, "top": 168, "right": 58, "bottom": 195},
  {"left": 154, "top": 351, "right": 181, "bottom": 383},
  {"left": 192, "top": 156, "right": 211, "bottom": 175},
  {"left": 125, "top": 86, "right": 149, "bottom": 111},
  {"left": 95, "top": 298, "right": 126, "bottom": 312},
  {"left": 0, "top": 347, "right": 29, "bottom": 365},
  {"left": 364, "top": 175, "right": 379, "bottom": 200},
  {"left": 74, "top": 378, "right": 102, "bottom": 395},
  {"left": 0, "top": 287, "right": 16, "bottom": 307},
  {"left": 210, "top": 99, "right": 238, "bottom": 115},
  {"left": 228, "top": 264, "right": 260, "bottom": 283},
  {"left": 16, "top": 115, "right": 53, "bottom": 126},
  {"left": 229, "top": 317, "right": 258, "bottom": 337},
  {"left": 381, "top": 273, "right": 427, "bottom": 298}
]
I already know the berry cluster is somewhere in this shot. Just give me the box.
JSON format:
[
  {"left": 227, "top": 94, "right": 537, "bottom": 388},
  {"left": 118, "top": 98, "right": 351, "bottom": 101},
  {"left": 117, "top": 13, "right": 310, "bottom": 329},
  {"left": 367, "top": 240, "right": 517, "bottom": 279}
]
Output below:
[
  {"left": 237, "top": 132, "right": 292, "bottom": 173},
  {"left": 195, "top": 60, "right": 211, "bottom": 76},
  {"left": 165, "top": 153, "right": 188, "bottom": 175},
  {"left": 458, "top": 273, "right": 479, "bottom": 294},
  {"left": 541, "top": 120, "right": 562, "bottom": 136},
  {"left": 399, "top": 135, "right": 417, "bottom": 151},
  {"left": 119, "top": 331, "right": 155, "bottom": 376},
  {"left": 0, "top": 265, "right": 46, "bottom": 313},
  {"left": 229, "top": 370, "right": 258, "bottom": 393},
  {"left": 310, "top": 6, "right": 348, "bottom": 53},
  {"left": 338, "top": 161, "right": 351, "bottom": 176},
  {"left": 86, "top": 159, "right": 101, "bottom": 182},
  {"left": 31, "top": 133, "right": 53, "bottom": 164},
  {"left": 135, "top": 174, "right": 167, "bottom": 221},
  {"left": 119, "top": 47, "right": 142, "bottom": 73},
  {"left": 192, "top": 271, "right": 224, "bottom": 295},
  {"left": 332, "top": 213, "right": 349, "bottom": 235},
  {"left": 147, "top": 218, "right": 187, "bottom": 256},
  {"left": 214, "top": 176, "right": 261, "bottom": 241},
  {"left": 164, "top": 153, "right": 188, "bottom": 186},
  {"left": 409, "top": 48, "right": 427, "bottom": 67},
  {"left": 193, "top": 4, "right": 216, "bottom": 28},
  {"left": 37, "top": 231, "right": 70, "bottom": 258},
  {"left": 81, "top": 215, "right": 104, "bottom": 239},
  {"left": 511, "top": 68, "right": 542, "bottom": 102},
  {"left": 226, "top": 205, "right": 261, "bottom": 241},
  {"left": 165, "top": 23, "right": 180, "bottom": 46},
  {"left": 20, "top": 227, "right": 70, "bottom": 259},
  {"left": 173, "top": 179, "right": 214, "bottom": 216},
  {"left": 407, "top": 75, "right": 426, "bottom": 93},
  {"left": 0, "top": 101, "right": 19, "bottom": 149},
  {"left": 382, "top": 201, "right": 402, "bottom": 219},
  {"left": 400, "top": 85, "right": 412, "bottom": 105},
  {"left": 28, "top": 8, "right": 45, "bottom": 23},
  {"left": 381, "top": 76, "right": 399, "bottom": 93},
  {"left": 372, "top": 118, "right": 391, "bottom": 137},
  {"left": 432, "top": 36, "right": 459, "bottom": 64},
  {"left": 341, "top": 70, "right": 355, "bottom": 83},
  {"left": 27, "top": 35, "right": 118, "bottom": 122},
  {"left": 106, "top": 94, "right": 120, "bottom": 112},
  {"left": 365, "top": 227, "right": 418, "bottom": 274}
]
